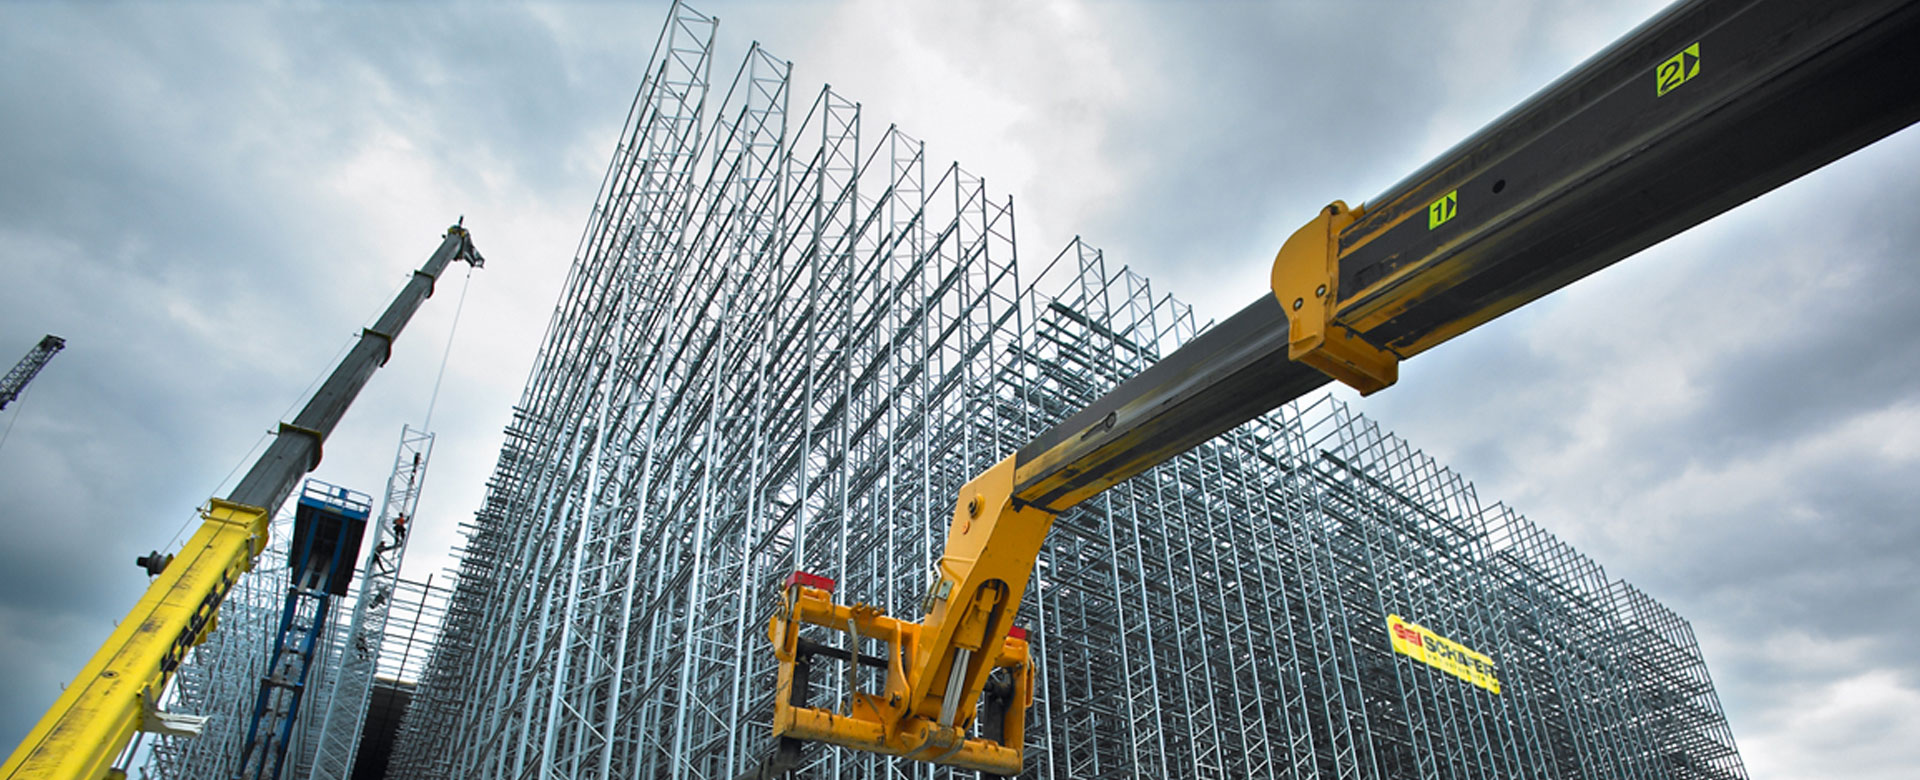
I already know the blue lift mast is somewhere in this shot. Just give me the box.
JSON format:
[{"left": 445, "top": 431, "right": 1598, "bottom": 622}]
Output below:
[{"left": 233, "top": 480, "right": 372, "bottom": 780}]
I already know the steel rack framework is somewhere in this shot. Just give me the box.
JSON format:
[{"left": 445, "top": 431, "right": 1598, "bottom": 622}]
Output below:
[
  {"left": 338, "top": 575, "right": 450, "bottom": 780},
  {"left": 137, "top": 551, "right": 448, "bottom": 780},
  {"left": 391, "top": 4, "right": 1749, "bottom": 780}
]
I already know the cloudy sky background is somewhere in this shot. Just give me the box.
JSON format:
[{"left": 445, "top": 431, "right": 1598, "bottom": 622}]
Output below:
[{"left": 1, "top": 2, "right": 1915, "bottom": 778}]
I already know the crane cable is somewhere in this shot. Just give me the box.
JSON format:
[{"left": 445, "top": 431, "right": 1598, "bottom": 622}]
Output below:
[
  {"left": 0, "top": 378, "right": 32, "bottom": 457},
  {"left": 421, "top": 261, "right": 475, "bottom": 432}
]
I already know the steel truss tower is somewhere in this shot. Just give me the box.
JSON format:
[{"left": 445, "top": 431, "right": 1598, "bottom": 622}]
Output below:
[
  {"left": 394, "top": 4, "right": 1748, "bottom": 780},
  {"left": 304, "top": 426, "right": 436, "bottom": 780}
]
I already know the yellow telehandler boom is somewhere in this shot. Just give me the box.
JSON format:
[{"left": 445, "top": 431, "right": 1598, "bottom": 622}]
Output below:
[{"left": 759, "top": 0, "right": 1920, "bottom": 775}]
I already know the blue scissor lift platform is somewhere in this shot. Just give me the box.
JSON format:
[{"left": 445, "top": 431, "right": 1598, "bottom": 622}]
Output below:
[{"left": 235, "top": 480, "right": 372, "bottom": 780}]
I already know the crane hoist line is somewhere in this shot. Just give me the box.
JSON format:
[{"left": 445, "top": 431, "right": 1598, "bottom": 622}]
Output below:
[
  {"left": 0, "top": 222, "right": 484, "bottom": 780},
  {"left": 758, "top": 0, "right": 1920, "bottom": 775}
]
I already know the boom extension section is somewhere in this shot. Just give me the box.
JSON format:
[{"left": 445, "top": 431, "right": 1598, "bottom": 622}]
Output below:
[{"left": 770, "top": 0, "right": 1918, "bottom": 773}]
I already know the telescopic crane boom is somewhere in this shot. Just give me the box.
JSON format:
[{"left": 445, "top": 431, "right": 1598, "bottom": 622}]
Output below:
[
  {"left": 0, "top": 222, "right": 483, "bottom": 780},
  {"left": 763, "top": 0, "right": 1920, "bottom": 774}
]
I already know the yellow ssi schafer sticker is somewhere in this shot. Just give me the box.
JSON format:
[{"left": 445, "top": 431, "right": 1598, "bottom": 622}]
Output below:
[{"left": 1388, "top": 614, "right": 1501, "bottom": 694}]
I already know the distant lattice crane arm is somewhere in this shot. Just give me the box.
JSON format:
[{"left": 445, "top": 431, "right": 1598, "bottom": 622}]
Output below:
[{"left": 0, "top": 335, "right": 65, "bottom": 412}]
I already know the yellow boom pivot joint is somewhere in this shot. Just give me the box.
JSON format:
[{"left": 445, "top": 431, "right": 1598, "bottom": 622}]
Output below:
[
  {"left": 1270, "top": 200, "right": 1399, "bottom": 394},
  {"left": 765, "top": 455, "right": 1049, "bottom": 776}
]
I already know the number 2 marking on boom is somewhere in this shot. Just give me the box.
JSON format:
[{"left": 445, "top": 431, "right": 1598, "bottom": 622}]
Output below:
[{"left": 1656, "top": 42, "right": 1701, "bottom": 97}]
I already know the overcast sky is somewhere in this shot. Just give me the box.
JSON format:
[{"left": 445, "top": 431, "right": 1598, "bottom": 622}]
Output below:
[{"left": 1, "top": 2, "right": 1914, "bottom": 778}]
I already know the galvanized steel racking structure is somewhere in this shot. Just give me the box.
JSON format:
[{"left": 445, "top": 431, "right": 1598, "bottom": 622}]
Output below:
[
  {"left": 138, "top": 526, "right": 449, "bottom": 779},
  {"left": 390, "top": 5, "right": 1747, "bottom": 779}
]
